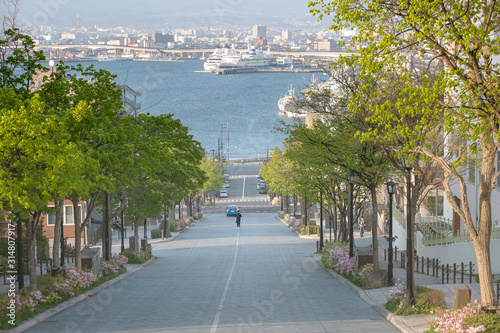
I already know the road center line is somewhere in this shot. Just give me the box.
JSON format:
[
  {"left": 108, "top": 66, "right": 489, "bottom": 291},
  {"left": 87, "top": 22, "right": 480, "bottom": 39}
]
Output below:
[{"left": 210, "top": 230, "right": 239, "bottom": 333}]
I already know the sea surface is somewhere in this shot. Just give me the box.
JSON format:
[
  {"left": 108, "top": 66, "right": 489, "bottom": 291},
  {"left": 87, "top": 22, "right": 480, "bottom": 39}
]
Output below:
[{"left": 86, "top": 60, "right": 318, "bottom": 159}]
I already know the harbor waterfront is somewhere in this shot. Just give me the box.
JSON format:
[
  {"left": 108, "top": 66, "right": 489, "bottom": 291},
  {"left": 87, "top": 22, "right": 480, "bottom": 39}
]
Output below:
[{"left": 80, "top": 59, "right": 318, "bottom": 159}]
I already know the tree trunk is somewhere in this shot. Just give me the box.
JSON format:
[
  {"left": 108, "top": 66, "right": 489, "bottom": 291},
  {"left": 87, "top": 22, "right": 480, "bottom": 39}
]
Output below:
[
  {"left": 26, "top": 214, "right": 39, "bottom": 290},
  {"left": 101, "top": 191, "right": 113, "bottom": 260},
  {"left": 73, "top": 201, "right": 82, "bottom": 270},
  {"left": 195, "top": 195, "right": 200, "bottom": 213},
  {"left": 370, "top": 187, "right": 379, "bottom": 270},
  {"left": 134, "top": 219, "right": 139, "bottom": 253},
  {"left": 475, "top": 148, "right": 496, "bottom": 306},
  {"left": 52, "top": 199, "right": 64, "bottom": 269}
]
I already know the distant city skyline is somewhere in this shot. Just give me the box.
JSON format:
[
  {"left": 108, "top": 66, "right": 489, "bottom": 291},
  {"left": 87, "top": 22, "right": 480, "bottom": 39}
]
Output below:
[{"left": 15, "top": 0, "right": 328, "bottom": 31}]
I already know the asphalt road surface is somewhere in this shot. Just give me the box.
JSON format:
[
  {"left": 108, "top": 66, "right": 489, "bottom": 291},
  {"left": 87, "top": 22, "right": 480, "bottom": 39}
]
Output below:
[{"left": 24, "top": 163, "right": 400, "bottom": 332}]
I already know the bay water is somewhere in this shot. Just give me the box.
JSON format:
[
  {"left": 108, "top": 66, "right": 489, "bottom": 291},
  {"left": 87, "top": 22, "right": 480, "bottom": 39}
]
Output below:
[{"left": 89, "top": 60, "right": 317, "bottom": 159}]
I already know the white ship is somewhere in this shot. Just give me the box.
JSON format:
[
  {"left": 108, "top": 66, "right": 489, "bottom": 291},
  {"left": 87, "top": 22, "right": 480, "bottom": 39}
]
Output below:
[
  {"left": 98, "top": 53, "right": 133, "bottom": 62},
  {"left": 203, "top": 46, "right": 275, "bottom": 72},
  {"left": 278, "top": 85, "right": 299, "bottom": 114},
  {"left": 203, "top": 47, "right": 238, "bottom": 71}
]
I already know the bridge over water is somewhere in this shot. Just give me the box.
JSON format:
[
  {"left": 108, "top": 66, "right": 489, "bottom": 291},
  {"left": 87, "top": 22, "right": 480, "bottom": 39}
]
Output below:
[{"left": 38, "top": 44, "right": 355, "bottom": 61}]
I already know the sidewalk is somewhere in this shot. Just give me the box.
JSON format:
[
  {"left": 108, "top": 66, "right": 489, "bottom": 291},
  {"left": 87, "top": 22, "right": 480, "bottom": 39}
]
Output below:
[{"left": 300, "top": 228, "right": 482, "bottom": 333}]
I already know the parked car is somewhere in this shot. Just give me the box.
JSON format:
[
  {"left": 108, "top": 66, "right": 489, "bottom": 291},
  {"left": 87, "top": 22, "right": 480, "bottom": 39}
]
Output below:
[
  {"left": 220, "top": 188, "right": 228, "bottom": 198},
  {"left": 227, "top": 205, "right": 239, "bottom": 216},
  {"left": 257, "top": 181, "right": 266, "bottom": 189},
  {"left": 258, "top": 184, "right": 267, "bottom": 194},
  {"left": 223, "top": 173, "right": 230, "bottom": 181},
  {"left": 223, "top": 181, "right": 230, "bottom": 188}
]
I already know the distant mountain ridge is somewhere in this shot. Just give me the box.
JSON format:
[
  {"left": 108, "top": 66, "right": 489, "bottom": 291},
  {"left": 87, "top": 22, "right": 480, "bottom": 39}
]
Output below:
[{"left": 17, "top": 0, "right": 319, "bottom": 29}]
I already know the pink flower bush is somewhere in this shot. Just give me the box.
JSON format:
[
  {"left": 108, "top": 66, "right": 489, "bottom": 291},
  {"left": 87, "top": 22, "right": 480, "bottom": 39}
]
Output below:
[
  {"left": 30, "top": 290, "right": 46, "bottom": 304},
  {"left": 15, "top": 294, "right": 38, "bottom": 312},
  {"left": 322, "top": 243, "right": 357, "bottom": 275},
  {"left": 332, "top": 245, "right": 356, "bottom": 274},
  {"left": 101, "top": 253, "right": 128, "bottom": 276},
  {"left": 387, "top": 278, "right": 406, "bottom": 301},
  {"left": 174, "top": 220, "right": 186, "bottom": 231},
  {"left": 429, "top": 304, "right": 486, "bottom": 333},
  {"left": 66, "top": 266, "right": 97, "bottom": 289}
]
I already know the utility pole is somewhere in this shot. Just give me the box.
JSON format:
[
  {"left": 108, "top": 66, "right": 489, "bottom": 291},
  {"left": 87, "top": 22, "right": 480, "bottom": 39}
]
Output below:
[
  {"left": 226, "top": 120, "right": 229, "bottom": 164},
  {"left": 220, "top": 123, "right": 225, "bottom": 164}
]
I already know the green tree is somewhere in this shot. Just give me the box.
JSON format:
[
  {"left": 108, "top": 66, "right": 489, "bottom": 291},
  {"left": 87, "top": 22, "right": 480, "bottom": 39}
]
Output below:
[
  {"left": 0, "top": 91, "right": 88, "bottom": 289},
  {"left": 124, "top": 113, "right": 206, "bottom": 247},
  {"left": 309, "top": 0, "right": 500, "bottom": 306},
  {"left": 39, "top": 63, "right": 133, "bottom": 266},
  {"left": 0, "top": 29, "right": 45, "bottom": 95},
  {"left": 200, "top": 156, "right": 224, "bottom": 204}
]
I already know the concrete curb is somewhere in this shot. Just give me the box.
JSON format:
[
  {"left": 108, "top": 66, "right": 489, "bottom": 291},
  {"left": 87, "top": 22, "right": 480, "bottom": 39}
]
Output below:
[
  {"left": 310, "top": 253, "right": 426, "bottom": 333},
  {"left": 2, "top": 257, "right": 156, "bottom": 333}
]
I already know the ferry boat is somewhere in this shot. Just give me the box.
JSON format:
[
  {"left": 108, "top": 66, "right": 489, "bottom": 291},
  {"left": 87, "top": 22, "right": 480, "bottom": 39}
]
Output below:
[
  {"left": 218, "top": 47, "right": 275, "bottom": 69},
  {"left": 204, "top": 47, "right": 237, "bottom": 71},
  {"left": 203, "top": 46, "right": 275, "bottom": 72}
]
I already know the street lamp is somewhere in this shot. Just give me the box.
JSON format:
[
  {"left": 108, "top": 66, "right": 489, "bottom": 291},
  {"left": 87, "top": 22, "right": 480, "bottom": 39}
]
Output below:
[
  {"left": 319, "top": 190, "right": 324, "bottom": 250},
  {"left": 280, "top": 190, "right": 284, "bottom": 211},
  {"left": 385, "top": 181, "right": 397, "bottom": 287},
  {"left": 401, "top": 157, "right": 415, "bottom": 304},
  {"left": 347, "top": 172, "right": 356, "bottom": 257},
  {"left": 163, "top": 205, "right": 168, "bottom": 240},
  {"left": 119, "top": 193, "right": 125, "bottom": 253}
]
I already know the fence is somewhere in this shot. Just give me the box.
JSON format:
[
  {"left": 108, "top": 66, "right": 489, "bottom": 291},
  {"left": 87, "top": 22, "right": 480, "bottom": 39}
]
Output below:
[
  {"left": 383, "top": 248, "right": 475, "bottom": 284},
  {"left": 392, "top": 204, "right": 500, "bottom": 246}
]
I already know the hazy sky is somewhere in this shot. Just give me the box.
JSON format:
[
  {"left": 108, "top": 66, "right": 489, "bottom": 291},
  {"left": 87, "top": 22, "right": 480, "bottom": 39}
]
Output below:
[{"left": 13, "top": 0, "right": 323, "bottom": 29}]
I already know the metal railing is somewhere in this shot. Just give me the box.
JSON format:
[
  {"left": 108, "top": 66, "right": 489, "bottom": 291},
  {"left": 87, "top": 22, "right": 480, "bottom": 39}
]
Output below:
[{"left": 392, "top": 203, "right": 500, "bottom": 246}]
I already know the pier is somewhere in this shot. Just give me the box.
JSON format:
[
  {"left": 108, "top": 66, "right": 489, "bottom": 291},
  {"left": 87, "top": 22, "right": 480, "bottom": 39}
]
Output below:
[{"left": 213, "top": 67, "right": 324, "bottom": 75}]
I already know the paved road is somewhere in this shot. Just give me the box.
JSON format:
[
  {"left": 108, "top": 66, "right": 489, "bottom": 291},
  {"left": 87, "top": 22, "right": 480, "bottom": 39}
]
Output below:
[{"left": 25, "top": 212, "right": 400, "bottom": 333}]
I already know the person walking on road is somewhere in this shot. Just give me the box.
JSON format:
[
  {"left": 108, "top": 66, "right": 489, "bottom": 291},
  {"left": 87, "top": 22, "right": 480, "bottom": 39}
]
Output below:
[
  {"left": 359, "top": 216, "right": 366, "bottom": 237},
  {"left": 235, "top": 210, "right": 242, "bottom": 229}
]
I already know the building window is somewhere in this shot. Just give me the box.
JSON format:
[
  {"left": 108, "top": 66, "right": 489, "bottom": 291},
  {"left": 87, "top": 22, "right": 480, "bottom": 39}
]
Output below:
[
  {"left": 64, "top": 206, "right": 74, "bottom": 225},
  {"left": 468, "top": 158, "right": 476, "bottom": 185},
  {"left": 47, "top": 212, "right": 56, "bottom": 225}
]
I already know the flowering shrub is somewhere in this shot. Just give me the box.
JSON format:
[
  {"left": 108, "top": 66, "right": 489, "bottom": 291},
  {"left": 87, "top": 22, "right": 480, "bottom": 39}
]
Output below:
[
  {"left": 184, "top": 217, "right": 194, "bottom": 225},
  {"left": 101, "top": 254, "right": 128, "bottom": 276},
  {"left": 121, "top": 246, "right": 152, "bottom": 264},
  {"left": 429, "top": 304, "right": 486, "bottom": 333},
  {"left": 193, "top": 212, "right": 203, "bottom": 220},
  {"left": 0, "top": 263, "right": 127, "bottom": 328},
  {"left": 288, "top": 216, "right": 302, "bottom": 231},
  {"left": 321, "top": 242, "right": 357, "bottom": 275},
  {"left": 170, "top": 219, "right": 186, "bottom": 231},
  {"left": 332, "top": 245, "right": 357, "bottom": 274},
  {"left": 278, "top": 211, "right": 285, "bottom": 219},
  {"left": 66, "top": 266, "right": 97, "bottom": 289},
  {"left": 387, "top": 278, "right": 406, "bottom": 301},
  {"left": 353, "top": 263, "right": 386, "bottom": 289},
  {"left": 385, "top": 285, "right": 446, "bottom": 316},
  {"left": 283, "top": 214, "right": 290, "bottom": 224},
  {"left": 54, "top": 267, "right": 98, "bottom": 297}
]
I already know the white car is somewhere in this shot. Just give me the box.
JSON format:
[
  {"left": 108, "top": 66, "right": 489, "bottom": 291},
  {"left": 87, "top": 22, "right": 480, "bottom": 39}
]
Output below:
[{"left": 219, "top": 189, "right": 228, "bottom": 198}]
